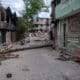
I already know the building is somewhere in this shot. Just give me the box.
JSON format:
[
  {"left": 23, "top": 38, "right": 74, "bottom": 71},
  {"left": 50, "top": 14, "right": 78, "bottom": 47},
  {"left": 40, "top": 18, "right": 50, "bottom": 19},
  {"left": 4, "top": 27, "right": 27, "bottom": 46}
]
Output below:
[
  {"left": 29, "top": 18, "right": 50, "bottom": 32},
  {"left": 0, "top": 6, "right": 17, "bottom": 44},
  {"left": 50, "top": 0, "right": 60, "bottom": 48},
  {"left": 52, "top": 0, "right": 80, "bottom": 54}
]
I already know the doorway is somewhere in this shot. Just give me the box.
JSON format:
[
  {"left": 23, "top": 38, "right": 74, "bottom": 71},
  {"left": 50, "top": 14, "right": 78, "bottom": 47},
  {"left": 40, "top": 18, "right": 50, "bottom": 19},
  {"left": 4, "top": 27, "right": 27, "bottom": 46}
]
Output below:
[{"left": 63, "top": 23, "right": 66, "bottom": 47}]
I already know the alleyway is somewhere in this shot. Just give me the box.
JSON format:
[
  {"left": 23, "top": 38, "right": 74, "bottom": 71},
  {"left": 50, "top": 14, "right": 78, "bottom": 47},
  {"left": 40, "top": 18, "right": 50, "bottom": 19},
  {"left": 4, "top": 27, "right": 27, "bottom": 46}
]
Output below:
[{"left": 0, "top": 47, "right": 80, "bottom": 80}]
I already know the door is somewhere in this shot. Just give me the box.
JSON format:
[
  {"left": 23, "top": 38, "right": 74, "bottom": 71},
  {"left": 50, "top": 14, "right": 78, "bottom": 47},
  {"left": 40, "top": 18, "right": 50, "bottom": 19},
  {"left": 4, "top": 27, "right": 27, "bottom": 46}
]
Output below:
[
  {"left": 60, "top": 21, "right": 67, "bottom": 47},
  {"left": 63, "top": 23, "right": 66, "bottom": 47},
  {"left": 1, "top": 31, "right": 6, "bottom": 43}
]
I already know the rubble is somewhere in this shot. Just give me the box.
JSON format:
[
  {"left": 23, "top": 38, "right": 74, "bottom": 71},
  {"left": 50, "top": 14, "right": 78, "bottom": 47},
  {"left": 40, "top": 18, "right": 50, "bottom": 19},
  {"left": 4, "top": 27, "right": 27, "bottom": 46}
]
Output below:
[
  {"left": 73, "top": 51, "right": 80, "bottom": 62},
  {"left": 0, "top": 53, "right": 19, "bottom": 61},
  {"left": 0, "top": 39, "right": 52, "bottom": 61},
  {"left": 0, "top": 44, "right": 19, "bottom": 61}
]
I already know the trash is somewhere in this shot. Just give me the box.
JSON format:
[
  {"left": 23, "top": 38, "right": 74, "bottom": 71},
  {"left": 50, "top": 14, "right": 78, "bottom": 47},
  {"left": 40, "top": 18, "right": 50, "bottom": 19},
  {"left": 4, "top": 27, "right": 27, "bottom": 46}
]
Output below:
[
  {"left": 0, "top": 49, "right": 5, "bottom": 52},
  {"left": 73, "top": 51, "right": 80, "bottom": 62},
  {"left": 0, "top": 53, "right": 19, "bottom": 61},
  {"left": 8, "top": 44, "right": 13, "bottom": 48},
  {"left": 20, "top": 40, "right": 25, "bottom": 45},
  {"left": 22, "top": 68, "right": 30, "bottom": 71},
  {"left": 6, "top": 73, "right": 12, "bottom": 78}
]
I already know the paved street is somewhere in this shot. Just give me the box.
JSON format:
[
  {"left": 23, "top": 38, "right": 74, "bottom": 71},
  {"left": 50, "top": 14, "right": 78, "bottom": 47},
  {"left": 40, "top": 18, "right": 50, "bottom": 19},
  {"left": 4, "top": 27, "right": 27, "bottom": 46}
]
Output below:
[{"left": 0, "top": 47, "right": 80, "bottom": 80}]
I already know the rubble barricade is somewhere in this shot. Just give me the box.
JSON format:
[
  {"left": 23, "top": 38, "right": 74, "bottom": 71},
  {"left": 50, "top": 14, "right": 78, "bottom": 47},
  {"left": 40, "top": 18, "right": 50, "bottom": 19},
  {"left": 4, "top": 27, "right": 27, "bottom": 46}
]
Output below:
[
  {"left": 73, "top": 51, "right": 80, "bottom": 62},
  {"left": 58, "top": 47, "right": 73, "bottom": 61}
]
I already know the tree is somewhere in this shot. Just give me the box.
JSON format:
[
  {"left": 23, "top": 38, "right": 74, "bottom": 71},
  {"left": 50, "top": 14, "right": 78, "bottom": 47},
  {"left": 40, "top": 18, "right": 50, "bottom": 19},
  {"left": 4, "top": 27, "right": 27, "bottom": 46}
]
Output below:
[
  {"left": 16, "top": 17, "right": 27, "bottom": 40},
  {"left": 23, "top": 0, "right": 45, "bottom": 29},
  {"left": 16, "top": 0, "right": 47, "bottom": 40}
]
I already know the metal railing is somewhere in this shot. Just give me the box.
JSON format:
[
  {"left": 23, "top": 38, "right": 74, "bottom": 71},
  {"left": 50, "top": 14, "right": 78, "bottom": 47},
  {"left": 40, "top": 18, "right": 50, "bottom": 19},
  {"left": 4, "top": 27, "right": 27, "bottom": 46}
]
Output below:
[{"left": 0, "top": 21, "right": 16, "bottom": 30}]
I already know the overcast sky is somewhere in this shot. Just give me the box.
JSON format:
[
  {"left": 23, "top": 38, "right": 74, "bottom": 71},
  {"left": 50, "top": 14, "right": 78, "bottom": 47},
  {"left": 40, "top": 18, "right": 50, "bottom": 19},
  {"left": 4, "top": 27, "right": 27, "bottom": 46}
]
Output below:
[{"left": 1, "top": 0, "right": 51, "bottom": 18}]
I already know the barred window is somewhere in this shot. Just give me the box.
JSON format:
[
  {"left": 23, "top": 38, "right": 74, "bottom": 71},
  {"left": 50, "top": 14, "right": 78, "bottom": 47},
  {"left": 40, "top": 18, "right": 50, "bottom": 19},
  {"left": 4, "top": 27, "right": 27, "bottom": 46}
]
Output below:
[{"left": 61, "top": 0, "right": 69, "bottom": 4}]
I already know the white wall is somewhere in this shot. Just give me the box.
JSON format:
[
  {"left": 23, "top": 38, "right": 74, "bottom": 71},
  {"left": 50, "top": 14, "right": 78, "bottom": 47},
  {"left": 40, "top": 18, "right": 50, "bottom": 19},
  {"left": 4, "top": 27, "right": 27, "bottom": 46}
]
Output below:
[{"left": 6, "top": 31, "right": 11, "bottom": 44}]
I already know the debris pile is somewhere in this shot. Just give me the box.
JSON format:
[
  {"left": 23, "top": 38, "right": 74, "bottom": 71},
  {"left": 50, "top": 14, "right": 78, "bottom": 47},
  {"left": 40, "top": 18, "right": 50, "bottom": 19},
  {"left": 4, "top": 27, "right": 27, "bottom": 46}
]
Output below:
[
  {"left": 73, "top": 51, "right": 80, "bottom": 62},
  {"left": 0, "top": 44, "right": 19, "bottom": 61},
  {"left": 0, "top": 53, "right": 19, "bottom": 61}
]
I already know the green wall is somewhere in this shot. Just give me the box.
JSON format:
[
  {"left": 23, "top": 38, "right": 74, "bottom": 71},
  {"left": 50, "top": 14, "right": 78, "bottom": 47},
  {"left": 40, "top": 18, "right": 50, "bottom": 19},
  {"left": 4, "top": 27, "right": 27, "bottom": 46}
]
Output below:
[
  {"left": 59, "top": 21, "right": 80, "bottom": 54},
  {"left": 55, "top": 0, "right": 80, "bottom": 19}
]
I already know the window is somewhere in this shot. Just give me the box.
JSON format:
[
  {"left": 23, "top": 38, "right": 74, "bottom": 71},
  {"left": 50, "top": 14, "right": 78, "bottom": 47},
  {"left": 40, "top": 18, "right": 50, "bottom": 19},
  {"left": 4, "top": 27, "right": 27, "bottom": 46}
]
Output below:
[
  {"left": 61, "top": 0, "right": 69, "bottom": 4},
  {"left": 56, "top": 0, "right": 61, "bottom": 5}
]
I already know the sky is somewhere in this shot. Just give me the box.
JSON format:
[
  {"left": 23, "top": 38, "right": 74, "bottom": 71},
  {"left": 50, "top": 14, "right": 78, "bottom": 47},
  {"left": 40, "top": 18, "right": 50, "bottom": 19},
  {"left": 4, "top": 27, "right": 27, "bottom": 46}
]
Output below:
[
  {"left": 1, "top": 0, "right": 51, "bottom": 18},
  {"left": 38, "top": 0, "right": 51, "bottom": 18}
]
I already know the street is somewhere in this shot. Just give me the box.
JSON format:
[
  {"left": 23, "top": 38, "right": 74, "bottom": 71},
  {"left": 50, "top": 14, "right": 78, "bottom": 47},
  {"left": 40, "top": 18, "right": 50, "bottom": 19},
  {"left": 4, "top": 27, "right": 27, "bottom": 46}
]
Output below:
[
  {"left": 0, "top": 0, "right": 80, "bottom": 80},
  {"left": 0, "top": 47, "right": 80, "bottom": 80}
]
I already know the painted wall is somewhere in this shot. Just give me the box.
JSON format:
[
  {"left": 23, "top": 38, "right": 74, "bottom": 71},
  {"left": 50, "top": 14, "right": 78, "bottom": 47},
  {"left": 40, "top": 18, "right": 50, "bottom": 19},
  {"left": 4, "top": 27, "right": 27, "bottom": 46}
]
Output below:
[
  {"left": 57, "top": 19, "right": 68, "bottom": 48},
  {"left": 55, "top": 0, "right": 80, "bottom": 19},
  {"left": 66, "top": 13, "right": 80, "bottom": 53},
  {"left": 58, "top": 13, "right": 80, "bottom": 54},
  {"left": 6, "top": 31, "right": 11, "bottom": 44}
]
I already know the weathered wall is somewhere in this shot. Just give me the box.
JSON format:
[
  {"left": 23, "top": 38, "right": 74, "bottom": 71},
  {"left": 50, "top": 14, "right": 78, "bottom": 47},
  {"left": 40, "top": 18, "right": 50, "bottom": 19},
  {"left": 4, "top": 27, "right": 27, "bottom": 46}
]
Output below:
[
  {"left": 67, "top": 13, "right": 80, "bottom": 53},
  {"left": 11, "top": 32, "right": 16, "bottom": 42},
  {"left": 6, "top": 31, "right": 11, "bottom": 44},
  {"left": 58, "top": 13, "right": 80, "bottom": 54},
  {"left": 55, "top": 0, "right": 80, "bottom": 19}
]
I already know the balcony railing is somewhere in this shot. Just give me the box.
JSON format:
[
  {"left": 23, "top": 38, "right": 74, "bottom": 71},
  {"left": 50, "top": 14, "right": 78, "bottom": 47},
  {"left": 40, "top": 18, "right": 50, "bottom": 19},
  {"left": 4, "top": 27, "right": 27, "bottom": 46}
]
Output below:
[{"left": 0, "top": 21, "right": 16, "bottom": 30}]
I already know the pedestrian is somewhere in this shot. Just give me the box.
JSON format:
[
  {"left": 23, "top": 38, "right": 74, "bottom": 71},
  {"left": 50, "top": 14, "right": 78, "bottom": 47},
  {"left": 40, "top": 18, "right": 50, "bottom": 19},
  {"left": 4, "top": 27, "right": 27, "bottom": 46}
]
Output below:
[{"left": 49, "top": 30, "right": 53, "bottom": 40}]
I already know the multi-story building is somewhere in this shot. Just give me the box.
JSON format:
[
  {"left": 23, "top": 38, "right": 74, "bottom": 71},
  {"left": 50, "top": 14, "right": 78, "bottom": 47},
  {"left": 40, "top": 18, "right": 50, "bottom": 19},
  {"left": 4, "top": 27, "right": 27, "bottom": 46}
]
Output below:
[
  {"left": 0, "top": 6, "right": 17, "bottom": 44},
  {"left": 30, "top": 18, "right": 50, "bottom": 32},
  {"left": 52, "top": 0, "right": 80, "bottom": 54},
  {"left": 50, "top": 0, "right": 60, "bottom": 49}
]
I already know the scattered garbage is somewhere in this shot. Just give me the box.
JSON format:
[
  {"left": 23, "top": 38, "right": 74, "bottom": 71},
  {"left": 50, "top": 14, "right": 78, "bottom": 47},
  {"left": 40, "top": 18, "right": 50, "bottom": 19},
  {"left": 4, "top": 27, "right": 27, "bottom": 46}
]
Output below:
[
  {"left": 56, "top": 47, "right": 72, "bottom": 61},
  {"left": 0, "top": 53, "right": 19, "bottom": 61},
  {"left": 7, "top": 44, "right": 13, "bottom": 48},
  {"left": 22, "top": 68, "right": 30, "bottom": 71},
  {"left": 20, "top": 40, "right": 25, "bottom": 45},
  {"left": 6, "top": 73, "right": 12, "bottom": 78},
  {"left": 73, "top": 51, "right": 80, "bottom": 62},
  {"left": 0, "top": 43, "right": 19, "bottom": 61}
]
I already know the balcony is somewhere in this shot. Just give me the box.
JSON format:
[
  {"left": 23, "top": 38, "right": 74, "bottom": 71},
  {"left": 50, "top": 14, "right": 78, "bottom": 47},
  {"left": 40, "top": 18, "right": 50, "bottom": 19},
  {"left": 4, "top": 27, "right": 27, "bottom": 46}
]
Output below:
[
  {"left": 55, "top": 0, "right": 80, "bottom": 19},
  {"left": 8, "top": 24, "right": 16, "bottom": 31},
  {"left": 0, "top": 21, "right": 16, "bottom": 31}
]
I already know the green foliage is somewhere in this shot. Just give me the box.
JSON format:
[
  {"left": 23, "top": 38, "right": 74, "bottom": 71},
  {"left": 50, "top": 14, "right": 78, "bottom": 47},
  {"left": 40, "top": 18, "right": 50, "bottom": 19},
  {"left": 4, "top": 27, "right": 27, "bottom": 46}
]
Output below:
[
  {"left": 41, "top": 6, "right": 49, "bottom": 12},
  {"left": 16, "top": 18, "right": 27, "bottom": 40},
  {"left": 16, "top": 0, "right": 47, "bottom": 41},
  {"left": 24, "top": 0, "right": 44, "bottom": 16},
  {"left": 23, "top": 0, "right": 45, "bottom": 29}
]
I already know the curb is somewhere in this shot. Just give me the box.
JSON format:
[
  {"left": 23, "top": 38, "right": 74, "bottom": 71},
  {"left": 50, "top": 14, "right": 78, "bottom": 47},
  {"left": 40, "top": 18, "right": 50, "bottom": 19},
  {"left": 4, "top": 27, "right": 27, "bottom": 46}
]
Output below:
[{"left": 1, "top": 44, "right": 52, "bottom": 54}]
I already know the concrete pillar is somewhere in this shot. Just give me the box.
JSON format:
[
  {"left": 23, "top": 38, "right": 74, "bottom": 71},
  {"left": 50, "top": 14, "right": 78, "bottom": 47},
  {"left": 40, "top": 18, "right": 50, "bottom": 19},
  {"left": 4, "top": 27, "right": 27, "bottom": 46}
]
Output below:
[
  {"left": 0, "top": 31, "right": 2, "bottom": 44},
  {"left": 6, "top": 31, "right": 11, "bottom": 44},
  {"left": 11, "top": 32, "right": 16, "bottom": 42},
  {"left": 1, "top": 31, "right": 6, "bottom": 43}
]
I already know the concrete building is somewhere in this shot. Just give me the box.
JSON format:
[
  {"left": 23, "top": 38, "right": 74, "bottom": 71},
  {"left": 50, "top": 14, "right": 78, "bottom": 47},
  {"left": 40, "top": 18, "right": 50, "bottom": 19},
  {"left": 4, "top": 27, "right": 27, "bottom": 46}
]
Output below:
[
  {"left": 0, "top": 6, "right": 17, "bottom": 44},
  {"left": 51, "top": 0, "right": 80, "bottom": 54},
  {"left": 50, "top": 0, "right": 60, "bottom": 49},
  {"left": 29, "top": 18, "right": 50, "bottom": 32}
]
